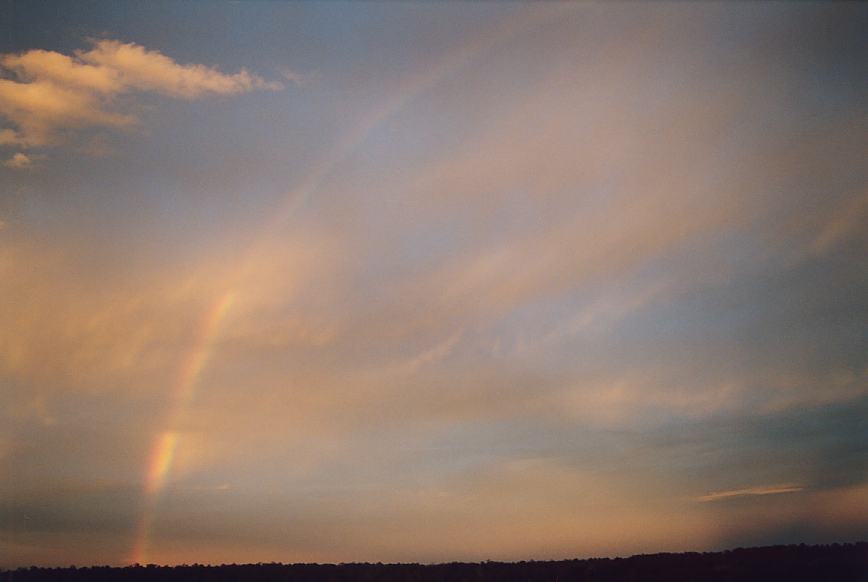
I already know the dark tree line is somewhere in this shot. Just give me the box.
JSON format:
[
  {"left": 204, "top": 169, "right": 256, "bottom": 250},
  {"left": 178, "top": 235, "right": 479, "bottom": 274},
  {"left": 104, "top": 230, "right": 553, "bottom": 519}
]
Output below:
[{"left": 2, "top": 543, "right": 867, "bottom": 582}]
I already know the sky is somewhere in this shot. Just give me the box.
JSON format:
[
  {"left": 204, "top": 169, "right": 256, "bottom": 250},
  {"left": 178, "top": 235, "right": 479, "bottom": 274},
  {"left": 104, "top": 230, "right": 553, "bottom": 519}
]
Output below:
[{"left": 1, "top": 0, "right": 867, "bottom": 569}]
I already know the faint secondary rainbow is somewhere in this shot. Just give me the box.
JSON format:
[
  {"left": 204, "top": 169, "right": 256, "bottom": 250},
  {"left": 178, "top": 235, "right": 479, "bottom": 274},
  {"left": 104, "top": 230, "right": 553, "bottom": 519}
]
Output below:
[
  {"left": 129, "top": 3, "right": 575, "bottom": 565},
  {"left": 243, "top": 3, "right": 577, "bottom": 262},
  {"left": 129, "top": 291, "right": 235, "bottom": 564}
]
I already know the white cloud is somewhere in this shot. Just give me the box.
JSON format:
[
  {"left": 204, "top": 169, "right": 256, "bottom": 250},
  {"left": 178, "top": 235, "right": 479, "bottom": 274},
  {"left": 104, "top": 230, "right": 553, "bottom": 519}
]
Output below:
[{"left": 0, "top": 39, "right": 284, "bottom": 147}]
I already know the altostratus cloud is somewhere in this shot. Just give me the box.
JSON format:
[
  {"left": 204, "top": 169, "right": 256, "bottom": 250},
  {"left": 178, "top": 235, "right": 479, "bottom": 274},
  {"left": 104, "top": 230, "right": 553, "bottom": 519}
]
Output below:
[{"left": 0, "top": 38, "right": 283, "bottom": 149}]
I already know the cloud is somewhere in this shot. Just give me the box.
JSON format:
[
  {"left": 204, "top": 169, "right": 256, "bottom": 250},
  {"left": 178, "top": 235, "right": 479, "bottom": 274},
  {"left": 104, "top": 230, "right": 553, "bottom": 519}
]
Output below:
[
  {"left": 2, "top": 48, "right": 121, "bottom": 94},
  {"left": 0, "top": 76, "right": 134, "bottom": 146},
  {"left": 0, "top": 39, "right": 283, "bottom": 147},
  {"left": 705, "top": 482, "right": 868, "bottom": 549},
  {"left": 697, "top": 484, "right": 805, "bottom": 503},
  {"left": 2, "top": 4, "right": 867, "bottom": 567},
  {"left": 78, "top": 40, "right": 283, "bottom": 98},
  {"left": 806, "top": 190, "right": 868, "bottom": 257},
  {"left": 3, "top": 152, "right": 32, "bottom": 169},
  {"left": 0, "top": 128, "right": 21, "bottom": 145}
]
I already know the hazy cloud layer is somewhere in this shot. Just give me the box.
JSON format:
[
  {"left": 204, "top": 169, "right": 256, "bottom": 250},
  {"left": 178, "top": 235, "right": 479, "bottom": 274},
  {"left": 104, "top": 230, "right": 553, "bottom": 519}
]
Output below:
[{"left": 1, "top": 1, "right": 867, "bottom": 569}]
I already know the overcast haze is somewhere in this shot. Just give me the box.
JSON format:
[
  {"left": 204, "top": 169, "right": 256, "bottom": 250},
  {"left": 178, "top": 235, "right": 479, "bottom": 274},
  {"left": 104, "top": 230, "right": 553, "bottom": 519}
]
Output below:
[{"left": 1, "top": 0, "right": 867, "bottom": 569}]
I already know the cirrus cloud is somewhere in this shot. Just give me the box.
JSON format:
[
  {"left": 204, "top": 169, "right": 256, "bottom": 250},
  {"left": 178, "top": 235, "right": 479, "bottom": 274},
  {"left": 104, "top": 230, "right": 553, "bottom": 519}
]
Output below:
[{"left": 697, "top": 484, "right": 805, "bottom": 503}]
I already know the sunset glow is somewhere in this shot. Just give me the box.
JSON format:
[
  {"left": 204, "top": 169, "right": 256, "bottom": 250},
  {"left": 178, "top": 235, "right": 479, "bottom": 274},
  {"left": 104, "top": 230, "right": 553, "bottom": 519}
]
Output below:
[{"left": 1, "top": 0, "right": 866, "bottom": 569}]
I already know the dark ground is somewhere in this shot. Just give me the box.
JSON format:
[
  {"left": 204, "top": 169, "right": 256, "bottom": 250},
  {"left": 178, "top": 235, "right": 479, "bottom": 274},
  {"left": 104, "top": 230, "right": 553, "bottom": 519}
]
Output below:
[{"left": 2, "top": 543, "right": 867, "bottom": 582}]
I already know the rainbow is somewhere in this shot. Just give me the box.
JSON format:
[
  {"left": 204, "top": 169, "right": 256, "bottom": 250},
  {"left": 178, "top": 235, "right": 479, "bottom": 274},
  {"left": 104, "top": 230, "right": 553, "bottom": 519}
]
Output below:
[
  {"left": 129, "top": 291, "right": 235, "bottom": 564},
  {"left": 128, "top": 3, "right": 576, "bottom": 565},
  {"left": 246, "top": 3, "right": 576, "bottom": 260}
]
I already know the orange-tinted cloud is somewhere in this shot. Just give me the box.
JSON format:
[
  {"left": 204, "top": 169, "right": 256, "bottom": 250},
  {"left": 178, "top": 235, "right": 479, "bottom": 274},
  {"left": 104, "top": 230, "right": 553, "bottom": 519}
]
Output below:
[
  {"left": 2, "top": 2, "right": 867, "bottom": 568},
  {"left": 0, "top": 39, "right": 283, "bottom": 147},
  {"left": 697, "top": 484, "right": 805, "bottom": 503},
  {"left": 2, "top": 152, "right": 32, "bottom": 169}
]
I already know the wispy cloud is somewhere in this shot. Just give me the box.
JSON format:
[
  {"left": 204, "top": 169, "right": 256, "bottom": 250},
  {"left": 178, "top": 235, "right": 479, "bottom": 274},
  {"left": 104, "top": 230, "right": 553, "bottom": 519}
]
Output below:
[
  {"left": 2, "top": 2, "right": 866, "bottom": 567},
  {"left": 697, "top": 485, "right": 805, "bottom": 503},
  {"left": 0, "top": 39, "right": 284, "bottom": 148}
]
